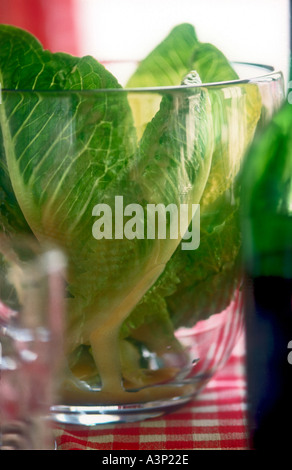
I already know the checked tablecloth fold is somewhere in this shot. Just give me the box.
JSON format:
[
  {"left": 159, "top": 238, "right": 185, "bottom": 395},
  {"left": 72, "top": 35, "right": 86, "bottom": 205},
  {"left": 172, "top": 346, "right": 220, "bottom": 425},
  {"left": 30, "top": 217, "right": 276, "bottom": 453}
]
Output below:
[{"left": 54, "top": 334, "right": 249, "bottom": 450}]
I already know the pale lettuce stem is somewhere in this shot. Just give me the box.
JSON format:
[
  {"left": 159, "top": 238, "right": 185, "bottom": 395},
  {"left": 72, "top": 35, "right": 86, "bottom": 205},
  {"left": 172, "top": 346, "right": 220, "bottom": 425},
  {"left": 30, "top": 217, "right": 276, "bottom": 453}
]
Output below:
[
  {"left": 88, "top": 263, "right": 166, "bottom": 393},
  {"left": 89, "top": 323, "right": 124, "bottom": 392}
]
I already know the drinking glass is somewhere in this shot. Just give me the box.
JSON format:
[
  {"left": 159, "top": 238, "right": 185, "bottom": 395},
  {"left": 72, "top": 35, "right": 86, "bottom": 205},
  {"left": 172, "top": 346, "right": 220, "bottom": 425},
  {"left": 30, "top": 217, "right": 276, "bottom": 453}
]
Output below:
[{"left": 0, "top": 236, "right": 66, "bottom": 449}]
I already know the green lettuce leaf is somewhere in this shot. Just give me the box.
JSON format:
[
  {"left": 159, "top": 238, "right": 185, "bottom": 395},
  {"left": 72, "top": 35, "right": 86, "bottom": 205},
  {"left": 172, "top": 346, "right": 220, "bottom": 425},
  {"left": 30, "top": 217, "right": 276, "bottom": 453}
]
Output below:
[
  {"left": 126, "top": 23, "right": 199, "bottom": 138},
  {"left": 122, "top": 24, "right": 262, "bottom": 344},
  {"left": 190, "top": 42, "right": 239, "bottom": 83},
  {"left": 126, "top": 23, "right": 198, "bottom": 88}
]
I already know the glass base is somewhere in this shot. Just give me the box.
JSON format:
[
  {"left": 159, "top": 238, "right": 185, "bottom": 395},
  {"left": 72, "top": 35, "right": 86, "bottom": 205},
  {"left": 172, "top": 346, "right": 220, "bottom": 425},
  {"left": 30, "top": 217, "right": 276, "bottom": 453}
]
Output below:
[
  {"left": 50, "top": 394, "right": 194, "bottom": 426},
  {"left": 50, "top": 297, "right": 244, "bottom": 427}
]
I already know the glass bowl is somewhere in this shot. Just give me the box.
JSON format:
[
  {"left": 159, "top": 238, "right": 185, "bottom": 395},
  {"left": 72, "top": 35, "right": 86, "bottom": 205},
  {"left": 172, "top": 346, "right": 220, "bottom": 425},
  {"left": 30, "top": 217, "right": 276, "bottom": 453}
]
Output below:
[{"left": 0, "top": 63, "right": 284, "bottom": 426}]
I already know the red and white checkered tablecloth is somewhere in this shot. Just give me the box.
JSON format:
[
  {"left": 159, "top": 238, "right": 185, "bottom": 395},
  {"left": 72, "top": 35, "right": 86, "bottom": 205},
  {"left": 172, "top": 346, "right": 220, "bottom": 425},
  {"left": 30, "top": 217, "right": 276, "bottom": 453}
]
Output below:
[{"left": 54, "top": 334, "right": 249, "bottom": 451}]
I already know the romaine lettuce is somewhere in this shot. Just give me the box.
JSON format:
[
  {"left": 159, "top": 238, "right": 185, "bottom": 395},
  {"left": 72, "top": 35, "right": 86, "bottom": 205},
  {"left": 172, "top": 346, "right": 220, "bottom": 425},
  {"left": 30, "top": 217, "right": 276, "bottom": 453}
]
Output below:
[
  {"left": 0, "top": 23, "right": 262, "bottom": 396},
  {"left": 0, "top": 24, "right": 215, "bottom": 394}
]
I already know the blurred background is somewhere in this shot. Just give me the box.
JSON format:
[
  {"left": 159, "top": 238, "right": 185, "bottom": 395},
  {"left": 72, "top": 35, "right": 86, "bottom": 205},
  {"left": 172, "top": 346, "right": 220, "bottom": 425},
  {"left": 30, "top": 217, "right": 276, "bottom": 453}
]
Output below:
[{"left": 0, "top": 0, "right": 290, "bottom": 87}]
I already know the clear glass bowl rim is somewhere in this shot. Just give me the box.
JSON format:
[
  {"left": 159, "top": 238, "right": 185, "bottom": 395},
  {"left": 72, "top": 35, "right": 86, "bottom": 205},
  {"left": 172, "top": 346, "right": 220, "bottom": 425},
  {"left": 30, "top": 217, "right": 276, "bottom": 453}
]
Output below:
[{"left": 1, "top": 61, "right": 283, "bottom": 94}]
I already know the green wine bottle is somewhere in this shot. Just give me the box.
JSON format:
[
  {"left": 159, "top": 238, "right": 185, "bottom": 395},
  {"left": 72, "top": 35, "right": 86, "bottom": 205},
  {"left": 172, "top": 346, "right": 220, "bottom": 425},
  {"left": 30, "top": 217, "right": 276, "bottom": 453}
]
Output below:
[{"left": 241, "top": 4, "right": 292, "bottom": 450}]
